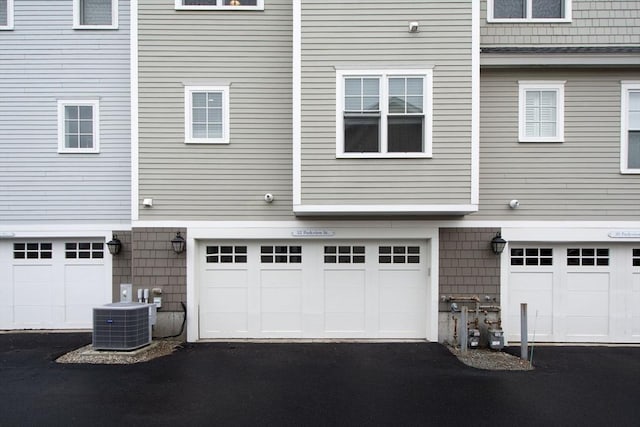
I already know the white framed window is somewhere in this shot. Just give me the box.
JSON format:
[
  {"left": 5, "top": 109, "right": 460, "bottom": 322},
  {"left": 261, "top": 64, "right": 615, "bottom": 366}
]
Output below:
[
  {"left": 73, "top": 0, "right": 118, "bottom": 29},
  {"left": 57, "top": 100, "right": 100, "bottom": 154},
  {"left": 518, "top": 81, "right": 565, "bottom": 143},
  {"left": 0, "top": 0, "right": 14, "bottom": 30},
  {"left": 175, "top": 0, "right": 264, "bottom": 10},
  {"left": 184, "top": 85, "right": 230, "bottom": 144},
  {"left": 336, "top": 69, "right": 433, "bottom": 158},
  {"left": 621, "top": 81, "right": 640, "bottom": 174},
  {"left": 488, "top": 0, "right": 571, "bottom": 23}
]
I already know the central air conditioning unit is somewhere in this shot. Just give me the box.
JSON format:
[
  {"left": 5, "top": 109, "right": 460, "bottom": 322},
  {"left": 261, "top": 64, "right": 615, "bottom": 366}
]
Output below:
[{"left": 92, "top": 302, "right": 156, "bottom": 351}]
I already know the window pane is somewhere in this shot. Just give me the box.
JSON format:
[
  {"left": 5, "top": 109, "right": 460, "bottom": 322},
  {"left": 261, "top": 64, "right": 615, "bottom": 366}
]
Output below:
[
  {"left": 494, "top": 0, "right": 525, "bottom": 18},
  {"left": 192, "top": 108, "right": 206, "bottom": 123},
  {"left": 208, "top": 92, "right": 222, "bottom": 107},
  {"left": 224, "top": 0, "right": 258, "bottom": 5},
  {"left": 66, "top": 106, "right": 79, "bottom": 119},
  {"left": 79, "top": 135, "right": 93, "bottom": 148},
  {"left": 344, "top": 116, "right": 379, "bottom": 152},
  {"left": 79, "top": 120, "right": 93, "bottom": 133},
  {"left": 629, "top": 131, "right": 640, "bottom": 169},
  {"left": 208, "top": 108, "right": 222, "bottom": 123},
  {"left": 66, "top": 120, "right": 78, "bottom": 134},
  {"left": 389, "top": 95, "right": 406, "bottom": 114},
  {"left": 0, "top": 0, "right": 7, "bottom": 26},
  {"left": 362, "top": 78, "right": 379, "bottom": 96},
  {"left": 532, "top": 0, "right": 563, "bottom": 18},
  {"left": 66, "top": 135, "right": 79, "bottom": 148},
  {"left": 630, "top": 112, "right": 640, "bottom": 129},
  {"left": 79, "top": 106, "right": 93, "bottom": 119},
  {"left": 388, "top": 78, "right": 404, "bottom": 96},
  {"left": 185, "top": 0, "right": 217, "bottom": 4},
  {"left": 630, "top": 92, "right": 640, "bottom": 112},
  {"left": 345, "top": 97, "right": 361, "bottom": 111},
  {"left": 539, "top": 122, "right": 557, "bottom": 137},
  {"left": 362, "top": 96, "right": 379, "bottom": 111},
  {"left": 81, "top": 0, "right": 113, "bottom": 26},
  {"left": 208, "top": 124, "right": 222, "bottom": 138},
  {"left": 344, "top": 79, "right": 361, "bottom": 97},
  {"left": 406, "top": 96, "right": 423, "bottom": 113},
  {"left": 406, "top": 78, "right": 423, "bottom": 96},
  {"left": 193, "top": 93, "right": 207, "bottom": 108},
  {"left": 388, "top": 116, "right": 423, "bottom": 152},
  {"left": 193, "top": 124, "right": 206, "bottom": 138}
]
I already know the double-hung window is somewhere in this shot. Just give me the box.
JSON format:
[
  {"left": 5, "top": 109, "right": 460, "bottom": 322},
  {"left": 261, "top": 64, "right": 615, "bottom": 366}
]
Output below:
[
  {"left": 488, "top": 0, "right": 571, "bottom": 22},
  {"left": 621, "top": 82, "right": 640, "bottom": 174},
  {"left": 184, "top": 85, "right": 230, "bottom": 144},
  {"left": 337, "top": 69, "right": 432, "bottom": 158},
  {"left": 58, "top": 100, "right": 100, "bottom": 153},
  {"left": 73, "top": 0, "right": 118, "bottom": 29},
  {"left": 518, "top": 81, "right": 565, "bottom": 143},
  {"left": 0, "top": 0, "right": 14, "bottom": 30},
  {"left": 176, "top": 0, "right": 263, "bottom": 10}
]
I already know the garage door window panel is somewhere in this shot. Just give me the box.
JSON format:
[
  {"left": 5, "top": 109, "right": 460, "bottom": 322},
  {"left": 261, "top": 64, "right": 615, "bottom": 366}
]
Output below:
[
  {"left": 206, "top": 246, "right": 247, "bottom": 263},
  {"left": 13, "top": 243, "right": 53, "bottom": 260},
  {"left": 567, "top": 248, "right": 609, "bottom": 266},
  {"left": 65, "top": 242, "right": 104, "bottom": 259},
  {"left": 379, "top": 246, "right": 420, "bottom": 264},
  {"left": 261, "top": 246, "right": 302, "bottom": 264},
  {"left": 510, "top": 248, "right": 553, "bottom": 266},
  {"left": 324, "top": 246, "right": 365, "bottom": 264}
]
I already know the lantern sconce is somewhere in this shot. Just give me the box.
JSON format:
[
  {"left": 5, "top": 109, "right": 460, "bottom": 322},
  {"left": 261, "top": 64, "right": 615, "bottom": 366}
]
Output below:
[
  {"left": 171, "top": 232, "right": 186, "bottom": 254},
  {"left": 490, "top": 232, "right": 507, "bottom": 255},
  {"left": 106, "top": 235, "right": 122, "bottom": 256}
]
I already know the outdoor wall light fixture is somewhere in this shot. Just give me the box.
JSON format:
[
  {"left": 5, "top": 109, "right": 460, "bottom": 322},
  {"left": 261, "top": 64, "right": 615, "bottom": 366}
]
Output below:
[
  {"left": 106, "top": 235, "right": 122, "bottom": 255},
  {"left": 490, "top": 232, "right": 507, "bottom": 255},
  {"left": 171, "top": 232, "right": 186, "bottom": 254}
]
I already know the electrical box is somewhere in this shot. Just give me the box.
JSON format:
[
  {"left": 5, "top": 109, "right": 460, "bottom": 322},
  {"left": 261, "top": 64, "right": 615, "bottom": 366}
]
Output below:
[
  {"left": 468, "top": 328, "right": 480, "bottom": 348},
  {"left": 120, "top": 283, "right": 132, "bottom": 303},
  {"left": 488, "top": 328, "right": 505, "bottom": 350}
]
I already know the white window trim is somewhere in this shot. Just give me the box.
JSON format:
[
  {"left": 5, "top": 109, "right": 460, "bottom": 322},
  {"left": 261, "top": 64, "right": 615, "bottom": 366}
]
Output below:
[
  {"left": 487, "top": 0, "right": 572, "bottom": 23},
  {"left": 73, "top": 0, "right": 118, "bottom": 30},
  {"left": 621, "top": 81, "right": 640, "bottom": 174},
  {"left": 0, "top": 0, "right": 14, "bottom": 30},
  {"left": 175, "top": 0, "right": 264, "bottom": 11},
  {"left": 57, "top": 99, "right": 100, "bottom": 154},
  {"left": 184, "top": 85, "right": 230, "bottom": 144},
  {"left": 336, "top": 69, "right": 433, "bottom": 159},
  {"left": 518, "top": 80, "right": 565, "bottom": 143}
]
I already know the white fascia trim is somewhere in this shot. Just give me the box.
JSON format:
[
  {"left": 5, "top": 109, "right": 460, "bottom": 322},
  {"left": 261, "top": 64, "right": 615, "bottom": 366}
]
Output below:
[
  {"left": 293, "top": 204, "right": 478, "bottom": 216},
  {"left": 0, "top": 0, "right": 14, "bottom": 30},
  {"left": 0, "top": 224, "right": 130, "bottom": 239},
  {"left": 471, "top": 0, "right": 480, "bottom": 205},
  {"left": 620, "top": 81, "right": 640, "bottom": 174},
  {"left": 131, "top": 0, "right": 139, "bottom": 221},
  {"left": 481, "top": 54, "right": 640, "bottom": 68},
  {"left": 502, "top": 226, "right": 640, "bottom": 243},
  {"left": 292, "top": 0, "right": 302, "bottom": 206},
  {"left": 73, "top": 0, "right": 119, "bottom": 30}
]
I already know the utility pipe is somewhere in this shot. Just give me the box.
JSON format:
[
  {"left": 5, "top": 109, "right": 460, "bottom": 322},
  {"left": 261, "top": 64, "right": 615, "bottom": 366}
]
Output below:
[{"left": 520, "top": 303, "right": 528, "bottom": 361}]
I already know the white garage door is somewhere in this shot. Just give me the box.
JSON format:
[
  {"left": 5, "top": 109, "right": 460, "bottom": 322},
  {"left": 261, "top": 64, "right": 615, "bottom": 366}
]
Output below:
[
  {"left": 507, "top": 244, "right": 640, "bottom": 343},
  {"left": 198, "top": 240, "right": 428, "bottom": 339},
  {"left": 0, "top": 239, "right": 110, "bottom": 329}
]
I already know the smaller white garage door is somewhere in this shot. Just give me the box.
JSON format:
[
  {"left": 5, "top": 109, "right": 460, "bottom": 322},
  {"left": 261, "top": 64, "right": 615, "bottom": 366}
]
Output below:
[
  {"left": 0, "top": 240, "right": 110, "bottom": 329},
  {"left": 507, "top": 244, "right": 640, "bottom": 343},
  {"left": 198, "top": 240, "right": 429, "bottom": 339}
]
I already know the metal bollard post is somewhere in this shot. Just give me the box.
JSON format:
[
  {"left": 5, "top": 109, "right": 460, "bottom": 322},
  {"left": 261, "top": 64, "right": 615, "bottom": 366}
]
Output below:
[
  {"left": 520, "top": 303, "right": 528, "bottom": 361},
  {"left": 461, "top": 306, "right": 468, "bottom": 353}
]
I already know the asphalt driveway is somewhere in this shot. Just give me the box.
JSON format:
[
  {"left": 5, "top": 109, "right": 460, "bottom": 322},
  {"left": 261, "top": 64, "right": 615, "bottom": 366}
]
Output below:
[{"left": 1, "top": 333, "right": 638, "bottom": 427}]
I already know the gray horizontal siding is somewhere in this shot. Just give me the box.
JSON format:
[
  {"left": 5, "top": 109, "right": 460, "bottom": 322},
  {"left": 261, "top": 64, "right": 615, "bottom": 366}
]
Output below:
[
  {"left": 476, "top": 68, "right": 640, "bottom": 220},
  {"left": 0, "top": 0, "right": 131, "bottom": 224},
  {"left": 300, "top": 0, "right": 473, "bottom": 206},
  {"left": 138, "top": 0, "right": 294, "bottom": 221},
  {"left": 481, "top": 0, "right": 640, "bottom": 46}
]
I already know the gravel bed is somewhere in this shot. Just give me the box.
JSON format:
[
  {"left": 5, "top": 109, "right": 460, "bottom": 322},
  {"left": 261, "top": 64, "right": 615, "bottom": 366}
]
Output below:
[
  {"left": 56, "top": 339, "right": 183, "bottom": 365},
  {"left": 447, "top": 346, "right": 534, "bottom": 371}
]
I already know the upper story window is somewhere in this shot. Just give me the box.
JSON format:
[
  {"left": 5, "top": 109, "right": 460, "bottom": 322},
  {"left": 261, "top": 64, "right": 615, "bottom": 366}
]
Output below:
[
  {"left": 621, "top": 82, "right": 640, "bottom": 174},
  {"left": 176, "top": 0, "right": 264, "bottom": 10},
  {"left": 336, "top": 69, "right": 433, "bottom": 158},
  {"left": 184, "top": 85, "right": 230, "bottom": 144},
  {"left": 488, "top": 0, "right": 571, "bottom": 23},
  {"left": 518, "top": 81, "right": 565, "bottom": 143},
  {"left": 73, "top": 0, "right": 118, "bottom": 29},
  {"left": 0, "top": 0, "right": 14, "bottom": 30},
  {"left": 58, "top": 100, "right": 100, "bottom": 154}
]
